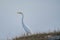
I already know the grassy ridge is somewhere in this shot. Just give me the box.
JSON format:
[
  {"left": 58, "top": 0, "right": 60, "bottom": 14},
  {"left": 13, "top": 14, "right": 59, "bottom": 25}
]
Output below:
[{"left": 13, "top": 31, "right": 60, "bottom": 40}]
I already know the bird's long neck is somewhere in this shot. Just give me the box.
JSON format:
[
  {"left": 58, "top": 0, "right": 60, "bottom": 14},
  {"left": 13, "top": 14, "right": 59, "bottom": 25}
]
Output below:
[{"left": 21, "top": 14, "right": 24, "bottom": 24}]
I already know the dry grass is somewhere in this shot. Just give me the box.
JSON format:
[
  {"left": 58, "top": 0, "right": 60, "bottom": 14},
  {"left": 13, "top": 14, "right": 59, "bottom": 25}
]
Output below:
[{"left": 13, "top": 31, "right": 60, "bottom": 40}]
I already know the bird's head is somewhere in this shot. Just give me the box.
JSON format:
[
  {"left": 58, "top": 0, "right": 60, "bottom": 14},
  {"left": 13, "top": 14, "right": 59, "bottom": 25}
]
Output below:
[{"left": 17, "top": 12, "right": 23, "bottom": 15}]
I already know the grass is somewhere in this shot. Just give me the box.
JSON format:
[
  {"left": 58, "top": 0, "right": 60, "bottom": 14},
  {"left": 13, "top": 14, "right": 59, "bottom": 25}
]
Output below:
[{"left": 13, "top": 31, "right": 60, "bottom": 40}]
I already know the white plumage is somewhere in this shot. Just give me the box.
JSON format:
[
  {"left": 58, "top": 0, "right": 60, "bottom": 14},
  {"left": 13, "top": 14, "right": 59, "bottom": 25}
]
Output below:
[{"left": 17, "top": 12, "right": 32, "bottom": 35}]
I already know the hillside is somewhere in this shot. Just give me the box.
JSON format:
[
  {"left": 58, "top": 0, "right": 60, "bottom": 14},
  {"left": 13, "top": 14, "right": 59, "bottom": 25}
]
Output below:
[{"left": 13, "top": 31, "right": 60, "bottom": 40}]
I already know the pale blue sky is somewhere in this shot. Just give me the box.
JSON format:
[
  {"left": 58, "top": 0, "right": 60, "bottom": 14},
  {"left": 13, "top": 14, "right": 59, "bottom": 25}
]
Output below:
[{"left": 0, "top": 0, "right": 60, "bottom": 39}]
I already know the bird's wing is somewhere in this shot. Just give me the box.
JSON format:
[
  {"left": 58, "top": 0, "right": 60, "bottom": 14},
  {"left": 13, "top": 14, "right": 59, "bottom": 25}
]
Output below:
[{"left": 23, "top": 24, "right": 32, "bottom": 33}]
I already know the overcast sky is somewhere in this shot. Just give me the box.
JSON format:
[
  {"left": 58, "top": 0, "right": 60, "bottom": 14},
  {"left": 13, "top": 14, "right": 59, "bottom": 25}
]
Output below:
[{"left": 0, "top": 0, "right": 60, "bottom": 40}]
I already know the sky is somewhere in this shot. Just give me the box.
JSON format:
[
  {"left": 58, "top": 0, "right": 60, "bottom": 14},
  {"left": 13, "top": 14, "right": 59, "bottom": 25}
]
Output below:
[{"left": 0, "top": 0, "right": 60, "bottom": 40}]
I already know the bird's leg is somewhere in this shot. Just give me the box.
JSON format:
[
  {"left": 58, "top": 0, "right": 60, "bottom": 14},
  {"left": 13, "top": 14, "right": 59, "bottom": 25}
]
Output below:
[
  {"left": 26, "top": 32, "right": 32, "bottom": 36},
  {"left": 26, "top": 33, "right": 28, "bottom": 36}
]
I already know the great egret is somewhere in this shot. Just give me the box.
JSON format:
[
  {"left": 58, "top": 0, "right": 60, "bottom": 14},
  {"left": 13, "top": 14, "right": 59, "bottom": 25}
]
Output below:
[{"left": 17, "top": 12, "right": 32, "bottom": 35}]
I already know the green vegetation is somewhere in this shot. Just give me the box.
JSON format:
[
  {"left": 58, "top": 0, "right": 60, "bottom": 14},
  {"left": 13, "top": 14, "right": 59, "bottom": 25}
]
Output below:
[{"left": 13, "top": 31, "right": 60, "bottom": 40}]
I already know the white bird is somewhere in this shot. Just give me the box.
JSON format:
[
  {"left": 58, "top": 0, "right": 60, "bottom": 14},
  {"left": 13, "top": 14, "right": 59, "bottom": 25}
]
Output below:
[{"left": 17, "top": 12, "right": 32, "bottom": 35}]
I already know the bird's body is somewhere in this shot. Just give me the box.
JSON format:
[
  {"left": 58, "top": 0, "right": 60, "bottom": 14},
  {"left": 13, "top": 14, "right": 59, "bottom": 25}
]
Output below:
[
  {"left": 22, "top": 23, "right": 32, "bottom": 35},
  {"left": 17, "top": 12, "right": 32, "bottom": 35}
]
